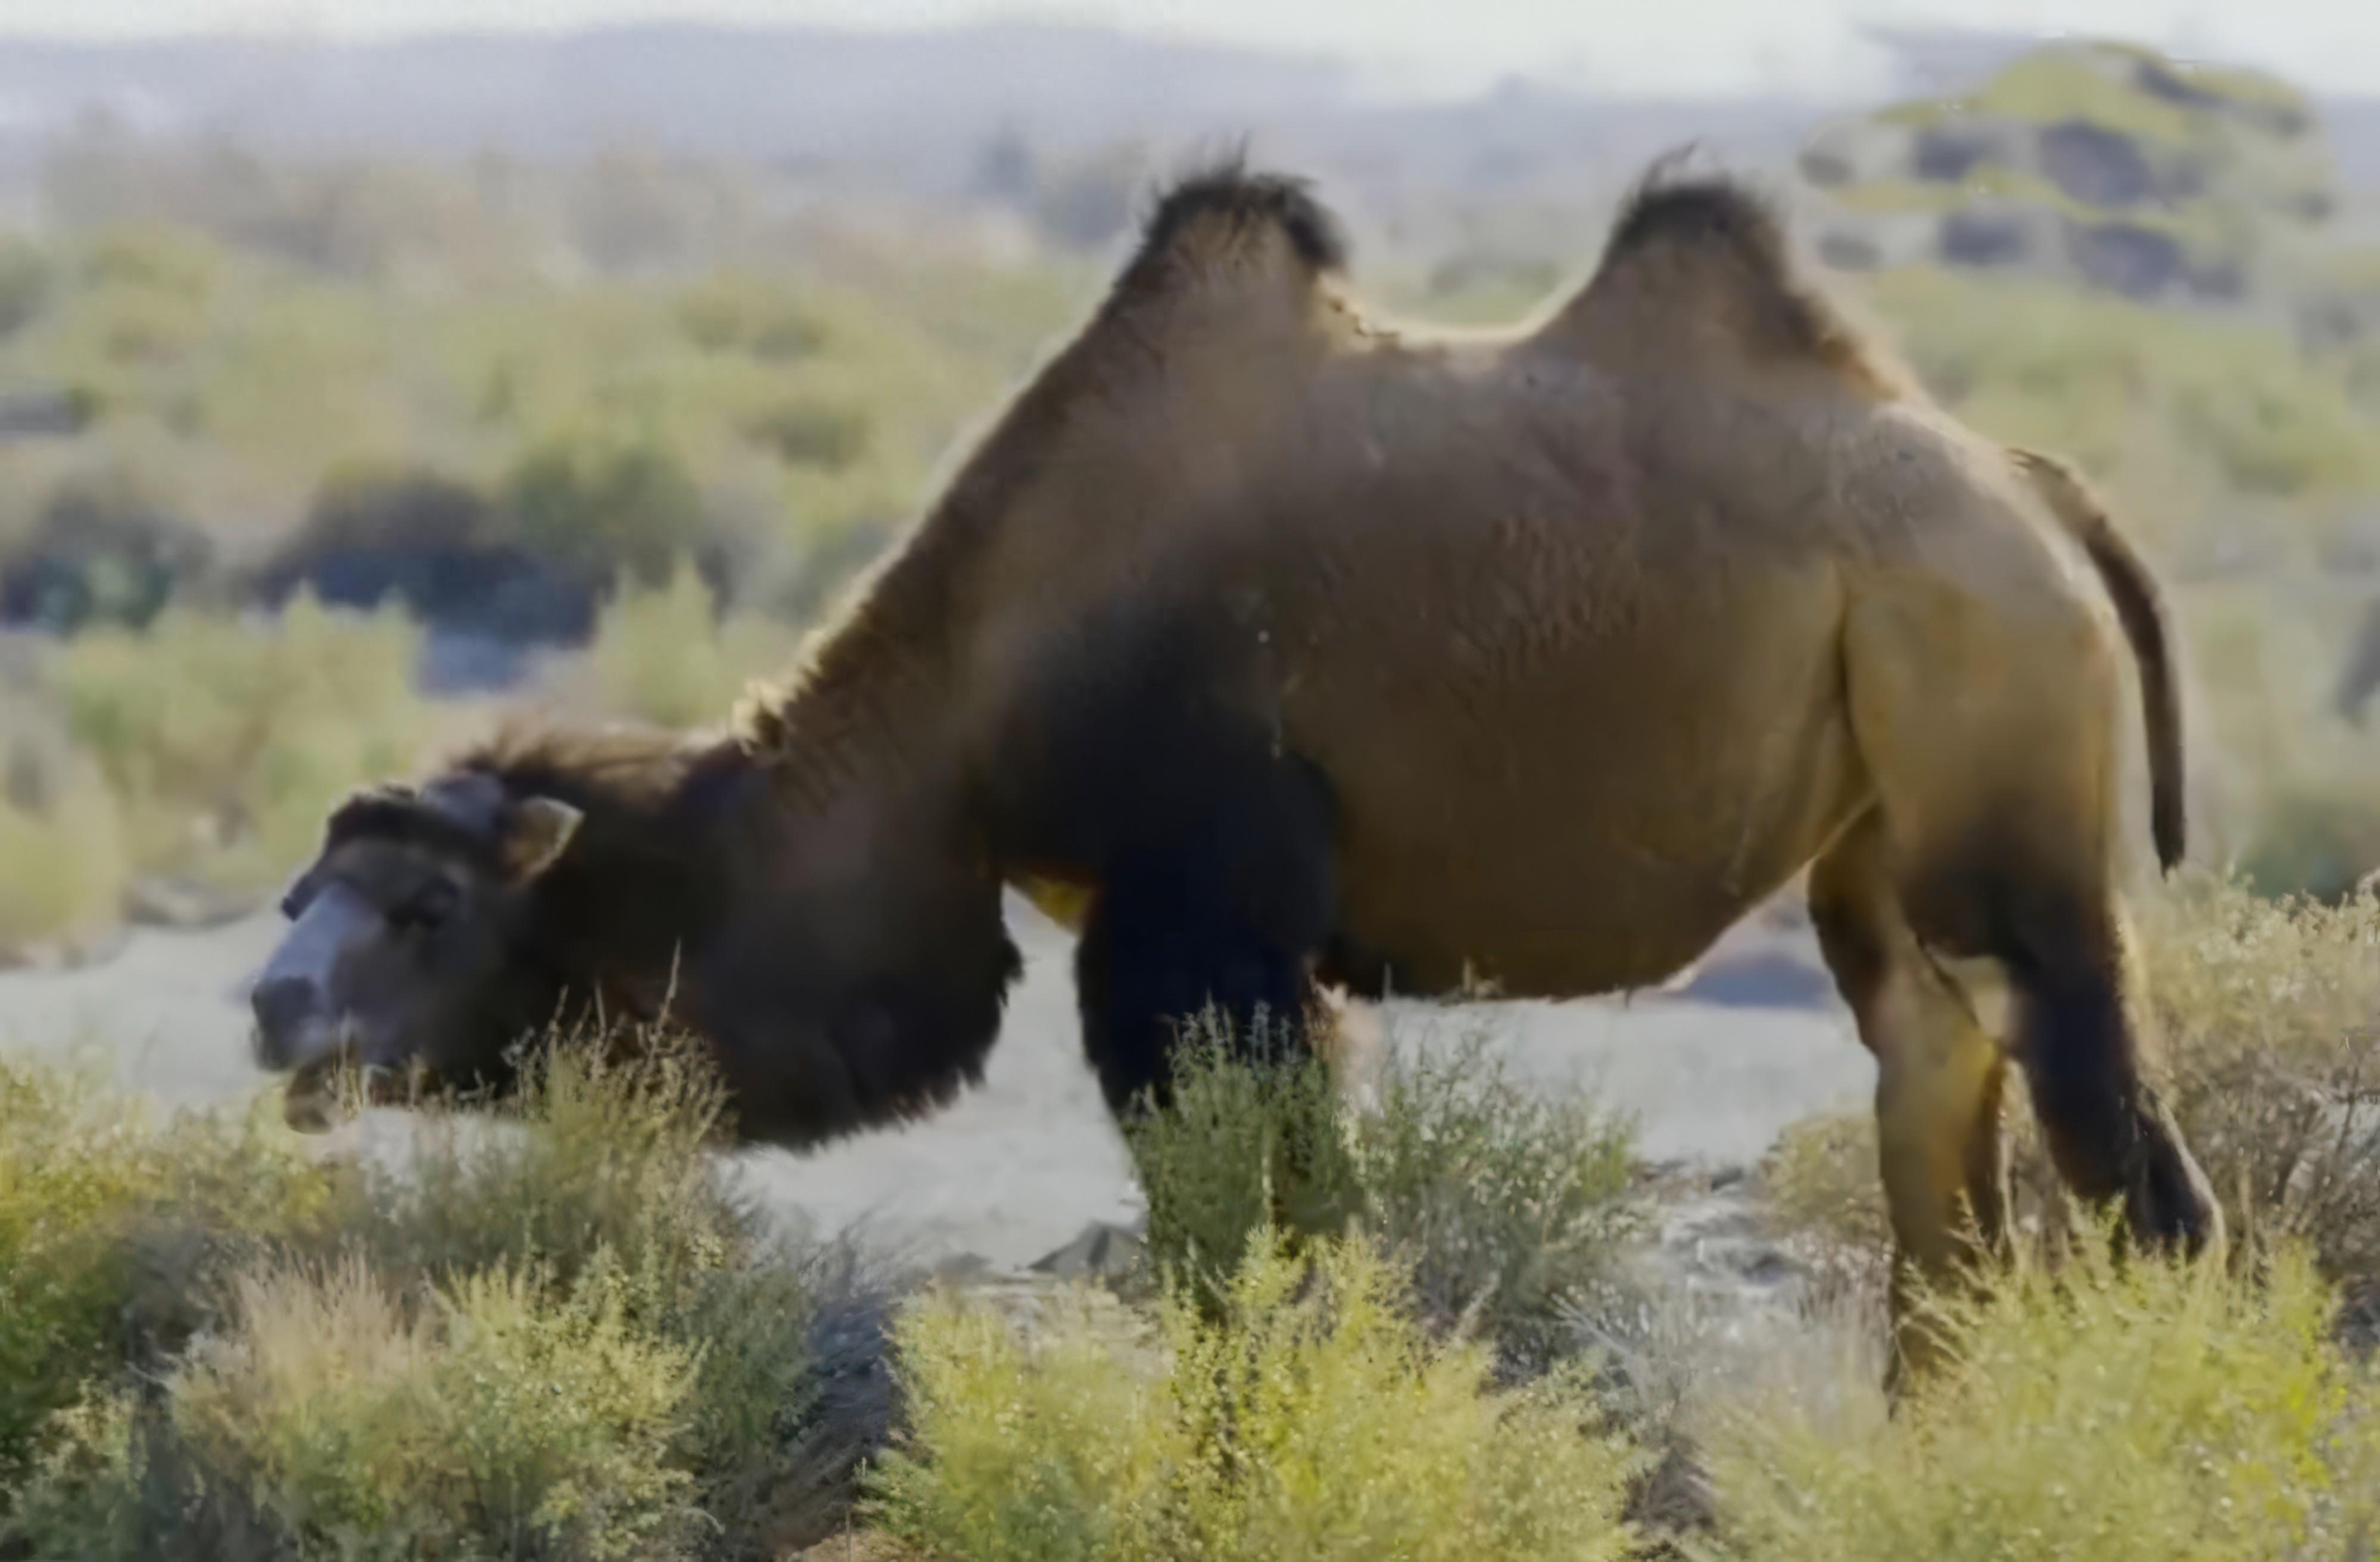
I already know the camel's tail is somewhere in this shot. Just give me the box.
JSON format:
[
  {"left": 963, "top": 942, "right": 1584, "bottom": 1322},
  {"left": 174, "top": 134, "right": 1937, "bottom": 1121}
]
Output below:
[{"left": 2012, "top": 448, "right": 2186, "bottom": 873}]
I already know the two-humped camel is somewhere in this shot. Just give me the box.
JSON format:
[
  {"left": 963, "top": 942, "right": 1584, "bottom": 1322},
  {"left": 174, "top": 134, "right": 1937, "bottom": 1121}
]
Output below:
[{"left": 252, "top": 161, "right": 2220, "bottom": 1377}]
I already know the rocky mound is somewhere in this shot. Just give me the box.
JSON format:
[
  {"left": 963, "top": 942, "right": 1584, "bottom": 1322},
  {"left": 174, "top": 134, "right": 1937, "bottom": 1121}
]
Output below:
[{"left": 1799, "top": 40, "right": 2342, "bottom": 311}]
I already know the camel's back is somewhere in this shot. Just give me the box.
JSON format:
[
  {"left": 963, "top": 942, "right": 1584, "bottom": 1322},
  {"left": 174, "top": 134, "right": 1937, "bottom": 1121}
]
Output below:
[
  {"left": 1231, "top": 337, "right": 1879, "bottom": 997},
  {"left": 951, "top": 168, "right": 2088, "bottom": 1000}
]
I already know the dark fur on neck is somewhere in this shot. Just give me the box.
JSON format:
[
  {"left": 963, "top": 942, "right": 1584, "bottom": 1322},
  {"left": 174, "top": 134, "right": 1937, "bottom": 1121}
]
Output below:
[{"left": 384, "top": 717, "right": 1021, "bottom": 1147}]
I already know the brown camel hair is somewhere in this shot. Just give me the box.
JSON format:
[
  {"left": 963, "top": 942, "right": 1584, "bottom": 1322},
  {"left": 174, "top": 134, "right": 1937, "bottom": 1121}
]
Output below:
[{"left": 260, "top": 157, "right": 2220, "bottom": 1379}]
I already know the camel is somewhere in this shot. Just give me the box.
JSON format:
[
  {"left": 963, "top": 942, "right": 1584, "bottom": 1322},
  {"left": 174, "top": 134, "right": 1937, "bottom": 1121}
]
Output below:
[{"left": 251, "top": 159, "right": 2220, "bottom": 1370}]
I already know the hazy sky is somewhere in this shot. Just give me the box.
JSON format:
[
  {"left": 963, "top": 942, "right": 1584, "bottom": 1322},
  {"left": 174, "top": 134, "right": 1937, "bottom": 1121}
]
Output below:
[{"left": 12, "top": 0, "right": 2380, "bottom": 100}]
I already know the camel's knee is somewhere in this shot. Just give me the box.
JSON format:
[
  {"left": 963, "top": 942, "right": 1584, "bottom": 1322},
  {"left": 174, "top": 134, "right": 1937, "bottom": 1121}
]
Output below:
[{"left": 1872, "top": 1010, "right": 2005, "bottom": 1271}]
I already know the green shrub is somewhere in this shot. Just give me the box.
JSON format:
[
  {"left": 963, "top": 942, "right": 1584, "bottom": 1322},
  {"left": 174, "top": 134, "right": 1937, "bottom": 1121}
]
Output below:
[
  {"left": 299, "top": 1034, "right": 875, "bottom": 1548},
  {"left": 0, "top": 239, "right": 52, "bottom": 338},
  {"left": 0, "top": 722, "right": 129, "bottom": 954},
  {"left": 335, "top": 1031, "right": 752, "bottom": 1315},
  {"left": 2176, "top": 577, "right": 2380, "bottom": 901},
  {"left": 577, "top": 562, "right": 802, "bottom": 730},
  {"left": 2138, "top": 871, "right": 2380, "bottom": 1291},
  {"left": 1861, "top": 265, "right": 2380, "bottom": 512},
  {"left": 870, "top": 1229, "right": 1642, "bottom": 1562},
  {"left": 1125, "top": 1018, "right": 1643, "bottom": 1367},
  {"left": 676, "top": 270, "right": 827, "bottom": 362},
  {"left": 50, "top": 592, "right": 442, "bottom": 895},
  {"left": 1708, "top": 1240, "right": 2380, "bottom": 1560},
  {"left": 1758, "top": 869, "right": 2380, "bottom": 1311},
  {"left": 1351, "top": 1031, "right": 1642, "bottom": 1367},
  {"left": 2, "top": 1035, "right": 878, "bottom": 1556},
  {"left": 744, "top": 393, "right": 870, "bottom": 469},
  {"left": 1758, "top": 1108, "right": 1892, "bottom": 1259},
  {"left": 0, "top": 1054, "right": 331, "bottom": 1493},
  {"left": 1124, "top": 1013, "right": 1367, "bottom": 1306},
  {"left": 500, "top": 425, "right": 717, "bottom": 587},
  {"left": 19, "top": 1257, "right": 705, "bottom": 1561}
]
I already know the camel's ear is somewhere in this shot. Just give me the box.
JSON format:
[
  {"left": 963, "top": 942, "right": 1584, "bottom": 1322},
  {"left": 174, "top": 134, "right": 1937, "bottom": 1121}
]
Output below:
[{"left": 501, "top": 796, "right": 583, "bottom": 882}]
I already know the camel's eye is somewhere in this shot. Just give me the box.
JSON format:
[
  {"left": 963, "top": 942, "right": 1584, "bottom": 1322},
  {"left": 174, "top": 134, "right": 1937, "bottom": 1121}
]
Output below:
[{"left": 388, "top": 879, "right": 460, "bottom": 934}]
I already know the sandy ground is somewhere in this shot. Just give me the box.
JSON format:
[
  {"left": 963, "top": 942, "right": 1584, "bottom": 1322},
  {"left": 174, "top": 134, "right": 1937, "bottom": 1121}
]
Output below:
[{"left": 0, "top": 893, "right": 1874, "bottom": 1274}]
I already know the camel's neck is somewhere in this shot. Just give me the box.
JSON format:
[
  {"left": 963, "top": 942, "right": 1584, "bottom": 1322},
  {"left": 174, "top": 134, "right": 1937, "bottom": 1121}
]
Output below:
[
  {"left": 507, "top": 739, "right": 749, "bottom": 1027},
  {"left": 556, "top": 620, "right": 1021, "bottom": 1147}
]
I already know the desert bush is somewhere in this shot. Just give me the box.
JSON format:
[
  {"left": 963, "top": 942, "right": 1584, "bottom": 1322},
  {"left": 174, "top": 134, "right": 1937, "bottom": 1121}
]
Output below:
[
  {"left": 578, "top": 562, "right": 803, "bottom": 730},
  {"left": 743, "top": 393, "right": 870, "bottom": 470},
  {"left": 1757, "top": 869, "right": 2380, "bottom": 1310},
  {"left": 1124, "top": 1013, "right": 1367, "bottom": 1302},
  {"left": 870, "top": 1228, "right": 1641, "bottom": 1562},
  {"left": 0, "top": 703, "right": 130, "bottom": 953},
  {"left": 0, "top": 468, "right": 212, "bottom": 633},
  {"left": 2138, "top": 870, "right": 2380, "bottom": 1291},
  {"left": 1758, "top": 1108, "right": 1892, "bottom": 1258},
  {"left": 676, "top": 270, "right": 827, "bottom": 362},
  {"left": 17, "top": 1257, "right": 706, "bottom": 1561},
  {"left": 1863, "top": 265, "right": 2380, "bottom": 513},
  {"left": 2179, "top": 577, "right": 2380, "bottom": 901},
  {"left": 499, "top": 424, "right": 724, "bottom": 589},
  {"left": 285, "top": 1035, "right": 880, "bottom": 1550},
  {"left": 2, "top": 1035, "right": 882, "bottom": 1557},
  {"left": 49, "top": 592, "right": 441, "bottom": 894},
  {"left": 1125, "top": 1017, "right": 1643, "bottom": 1367},
  {"left": 1707, "top": 1239, "right": 2380, "bottom": 1560},
  {"left": 0, "top": 1054, "right": 332, "bottom": 1493},
  {"left": 0, "top": 239, "right": 51, "bottom": 338},
  {"left": 334, "top": 1032, "right": 756, "bottom": 1318}
]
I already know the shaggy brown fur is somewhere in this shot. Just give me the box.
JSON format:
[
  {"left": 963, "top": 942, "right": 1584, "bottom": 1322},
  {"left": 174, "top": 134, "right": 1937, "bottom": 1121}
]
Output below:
[{"left": 259, "top": 160, "right": 2220, "bottom": 1378}]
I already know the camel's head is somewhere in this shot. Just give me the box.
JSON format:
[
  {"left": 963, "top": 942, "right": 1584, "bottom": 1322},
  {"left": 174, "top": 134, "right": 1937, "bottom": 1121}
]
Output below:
[{"left": 250, "top": 770, "right": 584, "bottom": 1131}]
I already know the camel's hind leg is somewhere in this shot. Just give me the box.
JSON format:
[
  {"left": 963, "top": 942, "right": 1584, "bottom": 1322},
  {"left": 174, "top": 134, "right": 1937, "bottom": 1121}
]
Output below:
[
  {"left": 1840, "top": 583, "right": 2220, "bottom": 1277},
  {"left": 1809, "top": 814, "right": 2011, "bottom": 1381}
]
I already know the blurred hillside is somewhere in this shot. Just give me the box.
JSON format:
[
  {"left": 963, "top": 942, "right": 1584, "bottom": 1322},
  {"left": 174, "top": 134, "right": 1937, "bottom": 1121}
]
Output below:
[{"left": 0, "top": 23, "right": 2370, "bottom": 950}]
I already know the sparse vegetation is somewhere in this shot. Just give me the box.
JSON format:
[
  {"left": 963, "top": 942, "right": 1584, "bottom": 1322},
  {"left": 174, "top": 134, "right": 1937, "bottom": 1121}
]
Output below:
[
  {"left": 0, "top": 730, "right": 130, "bottom": 956},
  {"left": 49, "top": 592, "right": 445, "bottom": 897},
  {"left": 1859, "top": 265, "right": 2380, "bottom": 527},
  {"left": 1707, "top": 1239, "right": 2380, "bottom": 1560},
  {"left": 869, "top": 1229, "right": 1643, "bottom": 1562},
  {"left": 0, "top": 1053, "right": 332, "bottom": 1493},
  {"left": 574, "top": 564, "right": 805, "bottom": 732},
  {"left": 2139, "top": 871, "right": 2380, "bottom": 1292},
  {"left": 1760, "top": 868, "right": 2380, "bottom": 1315},
  {"left": 0, "top": 1037, "right": 890, "bottom": 1558},
  {"left": 11, "top": 35, "right": 2380, "bottom": 1561},
  {"left": 1126, "top": 1017, "right": 1643, "bottom": 1366}
]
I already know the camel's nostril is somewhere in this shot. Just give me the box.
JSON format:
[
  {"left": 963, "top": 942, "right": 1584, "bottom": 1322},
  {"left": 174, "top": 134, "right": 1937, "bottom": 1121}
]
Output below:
[{"left": 250, "top": 977, "right": 318, "bottom": 1062}]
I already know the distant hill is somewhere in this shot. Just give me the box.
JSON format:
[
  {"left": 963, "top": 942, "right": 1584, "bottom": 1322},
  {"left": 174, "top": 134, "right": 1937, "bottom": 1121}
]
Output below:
[
  {"left": 0, "top": 23, "right": 1837, "bottom": 197},
  {"left": 0, "top": 21, "right": 2364, "bottom": 272},
  {"left": 0, "top": 23, "right": 1354, "bottom": 173}
]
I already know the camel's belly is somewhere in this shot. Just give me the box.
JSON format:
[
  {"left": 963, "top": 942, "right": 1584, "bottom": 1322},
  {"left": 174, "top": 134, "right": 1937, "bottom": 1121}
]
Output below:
[{"left": 1293, "top": 593, "right": 1863, "bottom": 1000}]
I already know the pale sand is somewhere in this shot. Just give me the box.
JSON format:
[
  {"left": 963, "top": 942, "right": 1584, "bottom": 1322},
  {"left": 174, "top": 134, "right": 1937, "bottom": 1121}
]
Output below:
[{"left": 0, "top": 893, "right": 1874, "bottom": 1272}]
